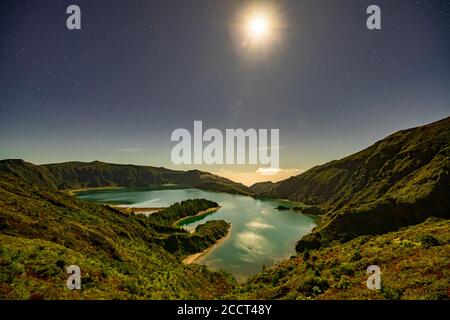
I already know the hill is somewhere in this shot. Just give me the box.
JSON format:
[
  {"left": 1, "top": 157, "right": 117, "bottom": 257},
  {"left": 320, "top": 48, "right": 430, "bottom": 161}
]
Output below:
[
  {"left": 259, "top": 117, "right": 450, "bottom": 250},
  {"left": 249, "top": 181, "right": 277, "bottom": 194},
  {"left": 0, "top": 160, "right": 252, "bottom": 195},
  {"left": 0, "top": 171, "right": 234, "bottom": 299},
  {"left": 233, "top": 217, "right": 450, "bottom": 300}
]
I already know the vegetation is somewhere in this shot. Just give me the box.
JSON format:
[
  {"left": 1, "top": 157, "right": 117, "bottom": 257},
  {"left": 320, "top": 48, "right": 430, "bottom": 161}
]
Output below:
[
  {"left": 0, "top": 160, "right": 251, "bottom": 195},
  {"left": 147, "top": 199, "right": 219, "bottom": 225},
  {"left": 0, "top": 171, "right": 234, "bottom": 299},
  {"left": 162, "top": 220, "right": 230, "bottom": 255},
  {"left": 232, "top": 218, "right": 450, "bottom": 300},
  {"left": 1, "top": 117, "right": 449, "bottom": 300},
  {"left": 258, "top": 117, "right": 450, "bottom": 250}
]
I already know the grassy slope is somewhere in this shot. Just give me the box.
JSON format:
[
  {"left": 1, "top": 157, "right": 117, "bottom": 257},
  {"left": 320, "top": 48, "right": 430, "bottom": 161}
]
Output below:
[
  {"left": 234, "top": 218, "right": 450, "bottom": 300},
  {"left": 0, "top": 173, "right": 234, "bottom": 299}
]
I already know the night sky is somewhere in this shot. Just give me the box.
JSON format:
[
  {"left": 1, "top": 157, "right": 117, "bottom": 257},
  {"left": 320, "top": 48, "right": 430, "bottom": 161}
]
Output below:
[{"left": 1, "top": 0, "right": 449, "bottom": 184}]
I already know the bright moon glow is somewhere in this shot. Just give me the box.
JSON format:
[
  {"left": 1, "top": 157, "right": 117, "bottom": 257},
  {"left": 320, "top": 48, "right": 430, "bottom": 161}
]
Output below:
[
  {"left": 248, "top": 15, "right": 270, "bottom": 39},
  {"left": 232, "top": 3, "right": 284, "bottom": 57}
]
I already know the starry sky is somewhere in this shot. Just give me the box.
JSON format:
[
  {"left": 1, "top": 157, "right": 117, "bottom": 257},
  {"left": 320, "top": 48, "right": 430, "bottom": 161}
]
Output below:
[{"left": 1, "top": 0, "right": 450, "bottom": 185}]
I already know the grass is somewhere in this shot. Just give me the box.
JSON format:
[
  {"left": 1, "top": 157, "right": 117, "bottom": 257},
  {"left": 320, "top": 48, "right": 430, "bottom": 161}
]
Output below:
[
  {"left": 232, "top": 217, "right": 450, "bottom": 300},
  {"left": 0, "top": 173, "right": 235, "bottom": 299}
]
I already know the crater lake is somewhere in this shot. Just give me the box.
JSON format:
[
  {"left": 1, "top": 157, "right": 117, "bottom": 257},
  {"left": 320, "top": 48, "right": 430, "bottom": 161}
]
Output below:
[{"left": 75, "top": 187, "right": 317, "bottom": 282}]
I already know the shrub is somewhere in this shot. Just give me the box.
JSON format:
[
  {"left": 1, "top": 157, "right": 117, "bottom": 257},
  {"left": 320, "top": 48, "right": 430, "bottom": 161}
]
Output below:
[
  {"left": 332, "top": 263, "right": 355, "bottom": 279},
  {"left": 302, "top": 250, "right": 310, "bottom": 260},
  {"left": 123, "top": 279, "right": 140, "bottom": 295},
  {"left": 272, "top": 272, "right": 281, "bottom": 286},
  {"left": 55, "top": 259, "right": 66, "bottom": 270},
  {"left": 34, "top": 264, "right": 61, "bottom": 279},
  {"left": 336, "top": 276, "right": 352, "bottom": 290},
  {"left": 381, "top": 286, "right": 404, "bottom": 300},
  {"left": 350, "top": 250, "right": 362, "bottom": 262},
  {"left": 297, "top": 276, "right": 329, "bottom": 297},
  {"left": 418, "top": 235, "right": 440, "bottom": 248}
]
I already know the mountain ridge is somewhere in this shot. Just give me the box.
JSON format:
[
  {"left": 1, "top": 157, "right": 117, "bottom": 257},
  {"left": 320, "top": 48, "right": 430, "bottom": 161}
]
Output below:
[
  {"left": 0, "top": 159, "right": 252, "bottom": 196},
  {"left": 258, "top": 116, "right": 450, "bottom": 251}
]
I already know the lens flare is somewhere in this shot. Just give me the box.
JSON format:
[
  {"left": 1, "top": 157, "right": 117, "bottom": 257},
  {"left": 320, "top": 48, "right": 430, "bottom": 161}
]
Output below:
[
  {"left": 231, "top": 2, "right": 286, "bottom": 59},
  {"left": 248, "top": 15, "right": 270, "bottom": 40}
]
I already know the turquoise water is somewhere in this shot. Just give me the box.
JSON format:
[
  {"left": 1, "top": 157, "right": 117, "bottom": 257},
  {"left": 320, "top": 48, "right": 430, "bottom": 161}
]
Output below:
[{"left": 76, "top": 187, "right": 317, "bottom": 282}]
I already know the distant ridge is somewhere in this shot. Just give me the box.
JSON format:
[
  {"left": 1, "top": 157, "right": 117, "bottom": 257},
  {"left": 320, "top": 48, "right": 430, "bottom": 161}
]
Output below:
[{"left": 0, "top": 159, "right": 252, "bottom": 195}]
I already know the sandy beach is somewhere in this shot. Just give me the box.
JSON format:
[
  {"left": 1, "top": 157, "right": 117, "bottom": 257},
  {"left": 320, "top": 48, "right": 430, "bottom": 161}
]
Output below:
[
  {"left": 66, "top": 186, "right": 124, "bottom": 196},
  {"left": 183, "top": 224, "right": 232, "bottom": 265}
]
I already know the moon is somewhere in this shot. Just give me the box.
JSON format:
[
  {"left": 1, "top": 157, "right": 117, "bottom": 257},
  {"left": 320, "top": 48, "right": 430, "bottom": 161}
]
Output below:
[
  {"left": 248, "top": 14, "right": 270, "bottom": 41},
  {"left": 232, "top": 3, "right": 285, "bottom": 58}
]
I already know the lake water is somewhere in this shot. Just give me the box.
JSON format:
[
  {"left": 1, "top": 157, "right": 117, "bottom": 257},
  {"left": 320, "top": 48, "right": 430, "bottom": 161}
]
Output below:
[{"left": 76, "top": 187, "right": 317, "bottom": 282}]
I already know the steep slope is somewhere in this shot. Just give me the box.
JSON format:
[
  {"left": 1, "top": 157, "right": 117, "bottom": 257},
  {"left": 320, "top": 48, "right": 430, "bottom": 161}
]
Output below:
[
  {"left": 261, "top": 117, "right": 450, "bottom": 249},
  {"left": 0, "top": 171, "right": 234, "bottom": 299},
  {"left": 0, "top": 159, "right": 57, "bottom": 189},
  {"left": 234, "top": 217, "right": 450, "bottom": 300}
]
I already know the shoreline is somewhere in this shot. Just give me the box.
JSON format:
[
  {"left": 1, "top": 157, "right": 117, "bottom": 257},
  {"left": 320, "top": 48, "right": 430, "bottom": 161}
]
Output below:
[
  {"left": 183, "top": 224, "right": 232, "bottom": 265},
  {"left": 174, "top": 206, "right": 222, "bottom": 226},
  {"left": 110, "top": 206, "right": 164, "bottom": 216},
  {"left": 66, "top": 186, "right": 125, "bottom": 196}
]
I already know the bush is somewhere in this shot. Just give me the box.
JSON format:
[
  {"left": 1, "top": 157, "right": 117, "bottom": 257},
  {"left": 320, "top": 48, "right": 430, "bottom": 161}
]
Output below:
[
  {"left": 336, "top": 276, "right": 352, "bottom": 289},
  {"left": 123, "top": 279, "right": 140, "bottom": 295},
  {"left": 381, "top": 286, "right": 404, "bottom": 300},
  {"left": 55, "top": 259, "right": 66, "bottom": 270},
  {"left": 272, "top": 272, "right": 281, "bottom": 286},
  {"left": 418, "top": 235, "right": 440, "bottom": 248},
  {"left": 34, "top": 264, "right": 61, "bottom": 279},
  {"left": 297, "top": 276, "right": 329, "bottom": 297},
  {"left": 350, "top": 250, "right": 362, "bottom": 262},
  {"left": 332, "top": 263, "right": 355, "bottom": 279},
  {"left": 302, "top": 250, "right": 310, "bottom": 260}
]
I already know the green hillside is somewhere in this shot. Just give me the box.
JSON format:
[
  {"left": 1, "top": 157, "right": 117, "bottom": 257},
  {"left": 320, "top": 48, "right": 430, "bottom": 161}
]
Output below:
[
  {"left": 234, "top": 217, "right": 450, "bottom": 300},
  {"left": 260, "top": 117, "right": 450, "bottom": 250},
  {"left": 0, "top": 171, "right": 234, "bottom": 299}
]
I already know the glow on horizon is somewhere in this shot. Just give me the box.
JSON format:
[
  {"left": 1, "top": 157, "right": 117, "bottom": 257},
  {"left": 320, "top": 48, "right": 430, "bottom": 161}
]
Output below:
[{"left": 212, "top": 168, "right": 304, "bottom": 186}]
